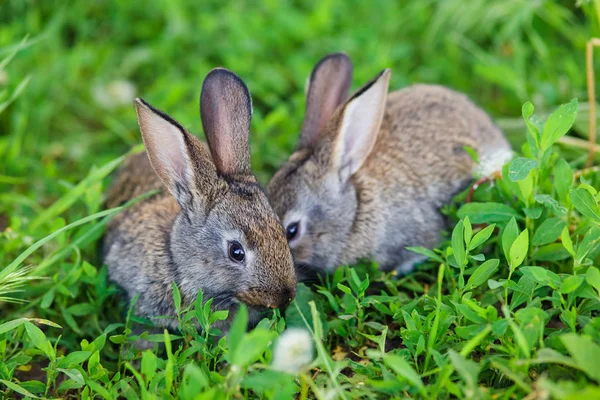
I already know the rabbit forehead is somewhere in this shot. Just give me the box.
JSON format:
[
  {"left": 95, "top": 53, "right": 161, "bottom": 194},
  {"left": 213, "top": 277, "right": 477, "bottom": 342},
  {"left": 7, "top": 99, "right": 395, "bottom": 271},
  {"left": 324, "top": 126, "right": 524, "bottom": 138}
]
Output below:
[
  {"left": 268, "top": 150, "right": 330, "bottom": 216},
  {"left": 207, "top": 184, "right": 291, "bottom": 257}
]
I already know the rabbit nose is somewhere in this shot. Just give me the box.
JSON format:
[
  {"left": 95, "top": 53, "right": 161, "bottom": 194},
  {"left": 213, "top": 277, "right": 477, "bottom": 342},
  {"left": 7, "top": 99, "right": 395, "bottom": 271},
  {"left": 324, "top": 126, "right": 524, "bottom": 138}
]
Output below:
[{"left": 264, "top": 286, "right": 296, "bottom": 310}]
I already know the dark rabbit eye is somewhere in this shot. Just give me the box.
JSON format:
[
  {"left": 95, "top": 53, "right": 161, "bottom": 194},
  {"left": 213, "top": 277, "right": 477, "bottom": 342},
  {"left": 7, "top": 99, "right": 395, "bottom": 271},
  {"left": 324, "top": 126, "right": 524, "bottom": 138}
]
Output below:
[
  {"left": 286, "top": 222, "right": 299, "bottom": 241},
  {"left": 228, "top": 241, "right": 245, "bottom": 263}
]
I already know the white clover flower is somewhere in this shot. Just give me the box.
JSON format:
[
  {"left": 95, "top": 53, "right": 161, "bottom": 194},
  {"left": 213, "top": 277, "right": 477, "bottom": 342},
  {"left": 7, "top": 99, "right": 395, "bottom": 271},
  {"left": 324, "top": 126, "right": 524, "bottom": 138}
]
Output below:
[
  {"left": 92, "top": 79, "right": 136, "bottom": 109},
  {"left": 271, "top": 328, "right": 313, "bottom": 374}
]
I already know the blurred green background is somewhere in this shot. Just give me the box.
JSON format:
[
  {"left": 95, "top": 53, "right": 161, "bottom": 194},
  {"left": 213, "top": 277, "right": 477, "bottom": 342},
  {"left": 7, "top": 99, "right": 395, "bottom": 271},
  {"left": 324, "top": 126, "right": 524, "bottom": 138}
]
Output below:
[
  {"left": 1, "top": 2, "right": 600, "bottom": 397},
  {"left": 0, "top": 0, "right": 597, "bottom": 263}
]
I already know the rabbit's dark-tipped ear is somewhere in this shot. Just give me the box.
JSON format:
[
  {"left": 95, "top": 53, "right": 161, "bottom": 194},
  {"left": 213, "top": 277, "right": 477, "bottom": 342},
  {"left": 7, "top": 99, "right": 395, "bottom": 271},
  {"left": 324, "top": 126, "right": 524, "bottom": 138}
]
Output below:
[
  {"left": 200, "top": 68, "right": 253, "bottom": 177},
  {"left": 134, "top": 98, "right": 215, "bottom": 207},
  {"left": 330, "top": 69, "right": 390, "bottom": 182},
  {"left": 299, "top": 53, "right": 353, "bottom": 150}
]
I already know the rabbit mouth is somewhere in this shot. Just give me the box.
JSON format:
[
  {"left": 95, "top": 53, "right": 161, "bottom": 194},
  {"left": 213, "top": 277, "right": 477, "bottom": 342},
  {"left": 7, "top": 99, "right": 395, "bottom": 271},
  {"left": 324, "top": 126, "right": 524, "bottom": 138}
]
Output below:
[
  {"left": 236, "top": 289, "right": 293, "bottom": 312},
  {"left": 245, "top": 304, "right": 272, "bottom": 313}
]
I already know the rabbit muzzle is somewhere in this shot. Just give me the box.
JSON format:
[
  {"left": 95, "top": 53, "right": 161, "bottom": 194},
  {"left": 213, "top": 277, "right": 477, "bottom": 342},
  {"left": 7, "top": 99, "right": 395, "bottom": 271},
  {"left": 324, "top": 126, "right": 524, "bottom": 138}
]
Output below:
[{"left": 237, "top": 285, "right": 296, "bottom": 311}]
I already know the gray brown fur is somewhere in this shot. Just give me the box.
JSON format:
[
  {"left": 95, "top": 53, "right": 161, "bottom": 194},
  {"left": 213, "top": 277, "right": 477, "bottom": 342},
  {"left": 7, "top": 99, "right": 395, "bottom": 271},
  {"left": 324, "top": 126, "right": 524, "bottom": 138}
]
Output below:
[
  {"left": 267, "top": 53, "right": 511, "bottom": 277},
  {"left": 103, "top": 68, "right": 296, "bottom": 331}
]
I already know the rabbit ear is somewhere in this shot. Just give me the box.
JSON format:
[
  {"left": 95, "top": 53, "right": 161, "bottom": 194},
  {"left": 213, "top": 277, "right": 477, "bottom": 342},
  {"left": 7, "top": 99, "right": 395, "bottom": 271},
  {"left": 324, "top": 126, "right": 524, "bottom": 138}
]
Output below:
[
  {"left": 330, "top": 69, "right": 390, "bottom": 182},
  {"left": 299, "top": 53, "right": 353, "bottom": 150},
  {"left": 134, "top": 98, "right": 215, "bottom": 207},
  {"left": 200, "top": 68, "right": 253, "bottom": 177}
]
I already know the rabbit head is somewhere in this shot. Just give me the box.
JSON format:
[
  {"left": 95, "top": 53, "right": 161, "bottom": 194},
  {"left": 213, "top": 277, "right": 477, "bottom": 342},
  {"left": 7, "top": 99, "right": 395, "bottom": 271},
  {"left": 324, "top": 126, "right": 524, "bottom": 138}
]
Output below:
[
  {"left": 136, "top": 68, "right": 297, "bottom": 316},
  {"left": 267, "top": 54, "right": 390, "bottom": 277}
]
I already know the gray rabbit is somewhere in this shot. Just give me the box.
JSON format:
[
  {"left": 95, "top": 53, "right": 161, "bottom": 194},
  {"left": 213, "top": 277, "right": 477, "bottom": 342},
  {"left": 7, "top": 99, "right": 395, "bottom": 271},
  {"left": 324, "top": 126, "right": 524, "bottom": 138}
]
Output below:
[
  {"left": 103, "top": 68, "right": 297, "bottom": 331},
  {"left": 267, "top": 53, "right": 511, "bottom": 279}
]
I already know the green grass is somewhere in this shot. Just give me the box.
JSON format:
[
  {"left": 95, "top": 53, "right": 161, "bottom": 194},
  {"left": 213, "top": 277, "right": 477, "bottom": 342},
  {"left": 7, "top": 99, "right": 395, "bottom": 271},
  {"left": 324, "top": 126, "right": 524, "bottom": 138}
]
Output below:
[{"left": 1, "top": 0, "right": 600, "bottom": 398}]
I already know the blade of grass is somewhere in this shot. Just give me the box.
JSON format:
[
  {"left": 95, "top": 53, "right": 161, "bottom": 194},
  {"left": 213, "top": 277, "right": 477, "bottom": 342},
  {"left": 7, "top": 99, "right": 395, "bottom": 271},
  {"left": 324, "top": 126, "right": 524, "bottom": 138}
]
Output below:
[
  {"left": 29, "top": 145, "right": 143, "bottom": 231},
  {"left": 1, "top": 208, "right": 123, "bottom": 282}
]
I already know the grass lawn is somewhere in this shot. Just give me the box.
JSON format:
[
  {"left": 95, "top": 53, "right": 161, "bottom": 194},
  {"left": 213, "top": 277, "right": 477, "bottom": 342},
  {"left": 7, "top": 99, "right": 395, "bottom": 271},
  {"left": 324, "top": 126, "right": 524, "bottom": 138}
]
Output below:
[{"left": 2, "top": 1, "right": 600, "bottom": 398}]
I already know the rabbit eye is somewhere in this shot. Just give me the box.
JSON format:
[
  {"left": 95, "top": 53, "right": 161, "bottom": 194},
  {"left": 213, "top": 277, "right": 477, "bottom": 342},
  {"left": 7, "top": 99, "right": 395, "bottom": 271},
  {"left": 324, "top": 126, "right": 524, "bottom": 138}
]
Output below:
[
  {"left": 228, "top": 241, "right": 245, "bottom": 263},
  {"left": 286, "top": 222, "right": 299, "bottom": 241}
]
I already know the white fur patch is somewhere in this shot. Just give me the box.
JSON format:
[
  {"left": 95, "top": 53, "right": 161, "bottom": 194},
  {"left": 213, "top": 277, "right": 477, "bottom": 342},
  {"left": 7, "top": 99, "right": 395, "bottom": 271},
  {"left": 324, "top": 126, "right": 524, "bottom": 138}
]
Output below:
[{"left": 474, "top": 148, "right": 514, "bottom": 178}]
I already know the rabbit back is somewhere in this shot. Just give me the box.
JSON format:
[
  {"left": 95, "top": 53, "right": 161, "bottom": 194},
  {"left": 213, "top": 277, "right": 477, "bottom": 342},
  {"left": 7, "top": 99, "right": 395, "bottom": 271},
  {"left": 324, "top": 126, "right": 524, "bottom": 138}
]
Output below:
[
  {"left": 348, "top": 84, "right": 510, "bottom": 270},
  {"left": 364, "top": 84, "right": 509, "bottom": 205}
]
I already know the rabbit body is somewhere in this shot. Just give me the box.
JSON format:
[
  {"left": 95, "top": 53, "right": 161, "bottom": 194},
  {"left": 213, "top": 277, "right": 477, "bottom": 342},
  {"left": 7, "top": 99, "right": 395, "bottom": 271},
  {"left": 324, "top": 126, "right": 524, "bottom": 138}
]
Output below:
[
  {"left": 103, "top": 69, "right": 297, "bottom": 331},
  {"left": 268, "top": 54, "right": 511, "bottom": 277}
]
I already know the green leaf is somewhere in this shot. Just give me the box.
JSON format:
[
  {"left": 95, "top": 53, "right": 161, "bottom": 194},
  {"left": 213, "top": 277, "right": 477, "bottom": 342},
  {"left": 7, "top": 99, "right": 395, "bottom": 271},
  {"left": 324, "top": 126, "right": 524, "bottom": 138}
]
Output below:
[
  {"left": 286, "top": 284, "right": 318, "bottom": 328},
  {"left": 517, "top": 173, "right": 534, "bottom": 201},
  {"left": 463, "top": 146, "right": 480, "bottom": 163},
  {"left": 452, "top": 220, "right": 466, "bottom": 268},
  {"left": 0, "top": 318, "right": 27, "bottom": 335},
  {"left": 468, "top": 224, "right": 496, "bottom": 251},
  {"left": 0, "top": 379, "right": 39, "bottom": 399},
  {"left": 488, "top": 279, "right": 506, "bottom": 289},
  {"left": 470, "top": 254, "right": 485, "bottom": 261},
  {"left": 406, "top": 246, "right": 444, "bottom": 263},
  {"left": 40, "top": 289, "right": 55, "bottom": 309},
  {"left": 228, "top": 305, "right": 248, "bottom": 364},
  {"left": 532, "top": 217, "right": 565, "bottom": 246},
  {"left": 58, "top": 351, "right": 92, "bottom": 368},
  {"left": 522, "top": 101, "right": 540, "bottom": 149},
  {"left": 457, "top": 203, "right": 521, "bottom": 224},
  {"left": 540, "top": 98, "right": 578, "bottom": 151},
  {"left": 520, "top": 267, "right": 561, "bottom": 289},
  {"left": 234, "top": 329, "right": 274, "bottom": 366},
  {"left": 172, "top": 282, "right": 182, "bottom": 313},
  {"left": 511, "top": 276, "right": 536, "bottom": 310},
  {"left": 570, "top": 188, "right": 600, "bottom": 223},
  {"left": 448, "top": 350, "right": 480, "bottom": 389},
  {"left": 530, "top": 348, "right": 578, "bottom": 369},
  {"left": 180, "top": 363, "right": 210, "bottom": 398},
  {"left": 463, "top": 216, "right": 472, "bottom": 246},
  {"left": 67, "top": 303, "right": 96, "bottom": 317},
  {"left": 534, "top": 194, "right": 567, "bottom": 217},
  {"left": 24, "top": 321, "right": 54, "bottom": 360},
  {"left": 586, "top": 267, "right": 600, "bottom": 294},
  {"left": 141, "top": 351, "right": 158, "bottom": 383},
  {"left": 559, "top": 275, "right": 584, "bottom": 294},
  {"left": 509, "top": 230, "right": 529, "bottom": 270},
  {"left": 384, "top": 354, "right": 424, "bottom": 391},
  {"left": 523, "top": 207, "right": 543, "bottom": 219},
  {"left": 561, "top": 226, "right": 575, "bottom": 257},
  {"left": 515, "top": 308, "right": 547, "bottom": 352},
  {"left": 502, "top": 218, "right": 519, "bottom": 264},
  {"left": 580, "top": 182, "right": 598, "bottom": 196},
  {"left": 561, "top": 333, "right": 600, "bottom": 382},
  {"left": 531, "top": 243, "right": 570, "bottom": 261},
  {"left": 466, "top": 259, "right": 499, "bottom": 290},
  {"left": 576, "top": 226, "right": 600, "bottom": 265},
  {"left": 57, "top": 368, "right": 85, "bottom": 385},
  {"left": 507, "top": 311, "right": 531, "bottom": 358},
  {"left": 554, "top": 159, "right": 573, "bottom": 206},
  {"left": 85, "top": 377, "right": 112, "bottom": 400},
  {"left": 508, "top": 158, "right": 537, "bottom": 182},
  {"left": 241, "top": 370, "right": 297, "bottom": 399}
]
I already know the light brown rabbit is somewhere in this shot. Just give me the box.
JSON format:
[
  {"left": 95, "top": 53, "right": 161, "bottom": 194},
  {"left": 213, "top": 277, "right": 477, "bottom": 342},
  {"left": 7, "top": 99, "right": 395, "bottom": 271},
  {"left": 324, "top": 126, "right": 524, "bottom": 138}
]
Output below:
[
  {"left": 103, "top": 68, "right": 296, "bottom": 331},
  {"left": 267, "top": 53, "right": 511, "bottom": 279}
]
